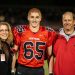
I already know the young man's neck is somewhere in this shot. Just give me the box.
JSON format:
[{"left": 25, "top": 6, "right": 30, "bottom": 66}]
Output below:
[{"left": 29, "top": 25, "right": 40, "bottom": 33}]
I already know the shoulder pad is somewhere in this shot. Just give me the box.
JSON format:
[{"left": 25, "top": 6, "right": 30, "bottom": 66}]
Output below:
[
  {"left": 41, "top": 26, "right": 46, "bottom": 31},
  {"left": 46, "top": 27, "right": 54, "bottom": 31},
  {"left": 16, "top": 25, "right": 25, "bottom": 33}
]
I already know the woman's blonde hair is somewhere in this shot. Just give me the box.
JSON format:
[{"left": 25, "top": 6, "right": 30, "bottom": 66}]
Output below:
[{"left": 0, "top": 22, "right": 13, "bottom": 44}]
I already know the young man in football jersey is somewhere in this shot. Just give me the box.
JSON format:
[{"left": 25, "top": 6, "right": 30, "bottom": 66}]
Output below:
[
  {"left": 53, "top": 12, "right": 75, "bottom": 75},
  {"left": 12, "top": 8, "right": 56, "bottom": 75}
]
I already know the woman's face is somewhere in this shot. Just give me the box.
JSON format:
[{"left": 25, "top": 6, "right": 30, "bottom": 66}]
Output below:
[{"left": 0, "top": 25, "right": 9, "bottom": 40}]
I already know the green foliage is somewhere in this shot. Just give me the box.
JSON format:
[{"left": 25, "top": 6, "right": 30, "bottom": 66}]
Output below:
[{"left": 44, "top": 60, "right": 49, "bottom": 75}]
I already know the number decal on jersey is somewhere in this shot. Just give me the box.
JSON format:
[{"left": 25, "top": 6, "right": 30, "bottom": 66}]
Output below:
[
  {"left": 24, "top": 42, "right": 45, "bottom": 60},
  {"left": 24, "top": 42, "right": 33, "bottom": 59},
  {"left": 35, "top": 42, "right": 45, "bottom": 60}
]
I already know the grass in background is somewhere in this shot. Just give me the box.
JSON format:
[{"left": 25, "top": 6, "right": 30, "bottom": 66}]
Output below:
[{"left": 44, "top": 60, "right": 49, "bottom": 75}]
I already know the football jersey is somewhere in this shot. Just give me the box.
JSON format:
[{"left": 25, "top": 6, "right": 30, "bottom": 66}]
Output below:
[{"left": 12, "top": 25, "right": 56, "bottom": 67}]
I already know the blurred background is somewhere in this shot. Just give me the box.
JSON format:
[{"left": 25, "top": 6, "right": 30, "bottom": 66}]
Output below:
[{"left": 0, "top": 0, "right": 75, "bottom": 30}]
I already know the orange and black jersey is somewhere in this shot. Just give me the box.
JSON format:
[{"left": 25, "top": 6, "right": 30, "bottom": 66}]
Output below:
[{"left": 12, "top": 25, "right": 56, "bottom": 67}]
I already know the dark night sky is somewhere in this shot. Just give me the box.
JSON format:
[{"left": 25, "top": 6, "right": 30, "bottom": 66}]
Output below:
[
  {"left": 0, "top": 0, "right": 74, "bottom": 27},
  {"left": 0, "top": 0, "right": 75, "bottom": 7}
]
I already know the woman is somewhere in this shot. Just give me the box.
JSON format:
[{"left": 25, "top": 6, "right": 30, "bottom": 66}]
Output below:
[{"left": 0, "top": 22, "right": 13, "bottom": 75}]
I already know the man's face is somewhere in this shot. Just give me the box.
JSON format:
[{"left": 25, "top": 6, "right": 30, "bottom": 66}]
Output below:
[
  {"left": 0, "top": 25, "right": 9, "bottom": 40},
  {"left": 62, "top": 13, "right": 74, "bottom": 30},
  {"left": 28, "top": 12, "right": 41, "bottom": 28}
]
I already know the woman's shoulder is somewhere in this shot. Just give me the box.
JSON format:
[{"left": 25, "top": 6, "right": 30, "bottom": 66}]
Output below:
[{"left": 1, "top": 41, "right": 10, "bottom": 49}]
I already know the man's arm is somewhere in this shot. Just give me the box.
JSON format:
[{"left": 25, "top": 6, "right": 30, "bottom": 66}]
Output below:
[
  {"left": 11, "top": 53, "right": 17, "bottom": 74},
  {"left": 47, "top": 45, "right": 53, "bottom": 75},
  {"left": 11, "top": 45, "right": 18, "bottom": 75},
  {"left": 11, "top": 45, "right": 18, "bottom": 52}
]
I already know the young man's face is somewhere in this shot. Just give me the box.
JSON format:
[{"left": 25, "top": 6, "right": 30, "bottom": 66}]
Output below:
[
  {"left": 28, "top": 12, "right": 41, "bottom": 28},
  {"left": 0, "top": 25, "right": 9, "bottom": 40},
  {"left": 62, "top": 13, "right": 74, "bottom": 30}
]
